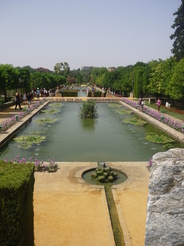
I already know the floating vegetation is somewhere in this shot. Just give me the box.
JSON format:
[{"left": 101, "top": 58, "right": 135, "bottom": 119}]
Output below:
[
  {"left": 34, "top": 117, "right": 58, "bottom": 125},
  {"left": 41, "top": 109, "right": 60, "bottom": 114},
  {"left": 145, "top": 132, "right": 174, "bottom": 144},
  {"left": 14, "top": 133, "right": 46, "bottom": 149},
  {"left": 116, "top": 109, "right": 132, "bottom": 115},
  {"left": 91, "top": 166, "right": 118, "bottom": 183},
  {"left": 163, "top": 143, "right": 174, "bottom": 150},
  {"left": 123, "top": 117, "right": 147, "bottom": 126},
  {"left": 108, "top": 103, "right": 121, "bottom": 108},
  {"left": 49, "top": 103, "right": 63, "bottom": 107}
]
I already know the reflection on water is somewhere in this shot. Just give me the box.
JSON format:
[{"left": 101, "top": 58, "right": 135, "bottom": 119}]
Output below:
[
  {"left": 80, "top": 118, "right": 96, "bottom": 131},
  {"left": 0, "top": 102, "right": 183, "bottom": 162}
]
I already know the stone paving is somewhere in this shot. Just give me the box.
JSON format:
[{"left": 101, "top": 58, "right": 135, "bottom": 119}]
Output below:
[{"left": 0, "top": 98, "right": 184, "bottom": 246}]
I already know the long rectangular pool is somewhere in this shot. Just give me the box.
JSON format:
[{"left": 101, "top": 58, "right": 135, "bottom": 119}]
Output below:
[{"left": 0, "top": 102, "right": 182, "bottom": 162}]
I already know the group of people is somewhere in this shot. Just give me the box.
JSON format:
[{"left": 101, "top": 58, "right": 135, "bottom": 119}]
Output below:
[
  {"left": 15, "top": 90, "right": 33, "bottom": 110},
  {"left": 138, "top": 97, "right": 161, "bottom": 112}
]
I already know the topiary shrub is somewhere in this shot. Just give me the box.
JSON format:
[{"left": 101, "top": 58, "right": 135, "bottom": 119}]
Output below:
[
  {"left": 0, "top": 161, "right": 35, "bottom": 246},
  {"left": 80, "top": 100, "right": 98, "bottom": 118},
  {"left": 91, "top": 165, "right": 118, "bottom": 183}
]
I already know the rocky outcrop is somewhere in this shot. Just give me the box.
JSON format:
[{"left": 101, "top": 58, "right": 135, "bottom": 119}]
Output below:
[{"left": 145, "top": 148, "right": 184, "bottom": 246}]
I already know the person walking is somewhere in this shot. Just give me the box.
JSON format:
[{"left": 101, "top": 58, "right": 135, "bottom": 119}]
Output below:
[
  {"left": 140, "top": 96, "right": 144, "bottom": 111},
  {"left": 27, "top": 92, "right": 31, "bottom": 108},
  {"left": 15, "top": 90, "right": 22, "bottom": 110},
  {"left": 156, "top": 97, "right": 161, "bottom": 112}
]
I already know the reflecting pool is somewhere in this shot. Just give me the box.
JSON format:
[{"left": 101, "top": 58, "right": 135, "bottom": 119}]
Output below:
[{"left": 0, "top": 102, "right": 182, "bottom": 162}]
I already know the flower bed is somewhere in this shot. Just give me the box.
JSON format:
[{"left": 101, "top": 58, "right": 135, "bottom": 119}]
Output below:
[
  {"left": 0, "top": 100, "right": 46, "bottom": 133},
  {"left": 5, "top": 155, "right": 58, "bottom": 172},
  {"left": 122, "top": 98, "right": 184, "bottom": 133}
]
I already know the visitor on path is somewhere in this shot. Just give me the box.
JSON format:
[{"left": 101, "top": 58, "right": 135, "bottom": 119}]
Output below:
[
  {"left": 156, "top": 98, "right": 161, "bottom": 112},
  {"left": 92, "top": 86, "right": 95, "bottom": 97},
  {"left": 138, "top": 96, "right": 144, "bottom": 111},
  {"left": 37, "top": 88, "right": 40, "bottom": 98},
  {"left": 102, "top": 87, "right": 105, "bottom": 97},
  {"left": 15, "top": 90, "right": 22, "bottom": 110},
  {"left": 23, "top": 92, "right": 27, "bottom": 104},
  {"left": 27, "top": 92, "right": 31, "bottom": 108}
]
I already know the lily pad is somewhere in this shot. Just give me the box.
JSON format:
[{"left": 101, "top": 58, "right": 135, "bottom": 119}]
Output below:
[
  {"left": 49, "top": 103, "right": 63, "bottom": 107},
  {"left": 123, "top": 117, "right": 147, "bottom": 126},
  {"left": 108, "top": 103, "right": 122, "bottom": 108},
  {"left": 34, "top": 117, "right": 58, "bottom": 125},
  {"left": 41, "top": 109, "right": 60, "bottom": 114},
  {"left": 145, "top": 132, "right": 174, "bottom": 144},
  {"left": 116, "top": 109, "right": 132, "bottom": 115},
  {"left": 14, "top": 134, "right": 46, "bottom": 149}
]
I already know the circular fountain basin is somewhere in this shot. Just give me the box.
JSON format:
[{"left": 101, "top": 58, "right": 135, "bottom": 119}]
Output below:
[{"left": 82, "top": 168, "right": 127, "bottom": 186}]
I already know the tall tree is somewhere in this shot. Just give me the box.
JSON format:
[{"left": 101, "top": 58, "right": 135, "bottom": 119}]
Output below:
[
  {"left": 0, "top": 64, "right": 19, "bottom": 101},
  {"left": 170, "top": 0, "right": 184, "bottom": 61}
]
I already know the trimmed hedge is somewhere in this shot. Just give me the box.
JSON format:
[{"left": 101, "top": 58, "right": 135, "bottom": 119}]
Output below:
[
  {"left": 60, "top": 91, "right": 78, "bottom": 97},
  {"left": 0, "top": 161, "right": 35, "bottom": 246},
  {"left": 88, "top": 91, "right": 103, "bottom": 97}
]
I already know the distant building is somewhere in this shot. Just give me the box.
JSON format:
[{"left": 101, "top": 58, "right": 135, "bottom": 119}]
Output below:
[
  {"left": 81, "top": 66, "right": 94, "bottom": 71},
  {"left": 34, "top": 67, "right": 50, "bottom": 73},
  {"left": 108, "top": 67, "right": 116, "bottom": 72}
]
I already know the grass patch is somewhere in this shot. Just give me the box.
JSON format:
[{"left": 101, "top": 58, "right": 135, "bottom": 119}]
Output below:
[
  {"left": 105, "top": 187, "right": 125, "bottom": 246},
  {"left": 145, "top": 102, "right": 184, "bottom": 121},
  {"left": 145, "top": 132, "right": 174, "bottom": 144},
  {"left": 123, "top": 117, "right": 147, "bottom": 126}
]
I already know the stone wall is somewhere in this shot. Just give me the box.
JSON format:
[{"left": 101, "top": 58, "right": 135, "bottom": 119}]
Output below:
[{"left": 145, "top": 148, "right": 184, "bottom": 246}]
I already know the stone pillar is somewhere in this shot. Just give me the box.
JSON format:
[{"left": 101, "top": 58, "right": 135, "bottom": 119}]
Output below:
[{"left": 145, "top": 148, "right": 184, "bottom": 246}]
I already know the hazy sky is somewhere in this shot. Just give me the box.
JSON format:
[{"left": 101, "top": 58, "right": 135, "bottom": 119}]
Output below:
[{"left": 0, "top": 0, "right": 181, "bottom": 71}]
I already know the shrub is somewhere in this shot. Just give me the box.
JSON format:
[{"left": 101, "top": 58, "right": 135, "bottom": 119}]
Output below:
[
  {"left": 0, "top": 161, "right": 34, "bottom": 246},
  {"left": 60, "top": 91, "right": 78, "bottom": 97},
  {"left": 80, "top": 100, "right": 98, "bottom": 118}
]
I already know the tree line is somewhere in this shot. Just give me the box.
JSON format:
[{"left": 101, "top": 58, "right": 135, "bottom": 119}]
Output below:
[{"left": 90, "top": 57, "right": 184, "bottom": 100}]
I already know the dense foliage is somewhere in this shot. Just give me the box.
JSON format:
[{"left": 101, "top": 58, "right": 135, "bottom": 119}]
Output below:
[
  {"left": 170, "top": 0, "right": 184, "bottom": 61},
  {"left": 0, "top": 161, "right": 34, "bottom": 246},
  {"left": 80, "top": 100, "right": 98, "bottom": 118}
]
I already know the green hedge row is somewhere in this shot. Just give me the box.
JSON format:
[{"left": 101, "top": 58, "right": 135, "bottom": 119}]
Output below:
[
  {"left": 60, "top": 91, "right": 78, "bottom": 97},
  {"left": 88, "top": 91, "right": 104, "bottom": 97},
  {"left": 0, "top": 161, "right": 35, "bottom": 246}
]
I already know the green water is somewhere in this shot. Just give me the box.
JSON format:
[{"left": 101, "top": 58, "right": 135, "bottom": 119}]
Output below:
[{"left": 0, "top": 102, "right": 183, "bottom": 162}]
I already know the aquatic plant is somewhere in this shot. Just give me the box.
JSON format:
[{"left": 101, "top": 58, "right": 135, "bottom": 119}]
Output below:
[
  {"left": 41, "top": 109, "right": 60, "bottom": 114},
  {"left": 108, "top": 103, "right": 122, "bottom": 108},
  {"left": 116, "top": 109, "right": 132, "bottom": 115},
  {"left": 49, "top": 103, "right": 63, "bottom": 107},
  {"left": 80, "top": 100, "right": 98, "bottom": 118},
  {"left": 145, "top": 132, "right": 174, "bottom": 144},
  {"left": 91, "top": 166, "right": 118, "bottom": 183},
  {"left": 123, "top": 117, "right": 147, "bottom": 126},
  {"left": 34, "top": 117, "right": 58, "bottom": 125},
  {"left": 163, "top": 143, "right": 174, "bottom": 150},
  {"left": 14, "top": 133, "right": 46, "bottom": 149}
]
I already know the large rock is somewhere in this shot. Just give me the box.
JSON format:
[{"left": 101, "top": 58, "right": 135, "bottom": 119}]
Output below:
[{"left": 145, "top": 148, "right": 184, "bottom": 246}]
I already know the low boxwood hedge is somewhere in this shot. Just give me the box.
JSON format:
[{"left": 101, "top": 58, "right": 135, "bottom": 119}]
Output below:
[
  {"left": 0, "top": 161, "right": 35, "bottom": 246},
  {"left": 88, "top": 91, "right": 103, "bottom": 97},
  {"left": 60, "top": 91, "right": 78, "bottom": 97}
]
